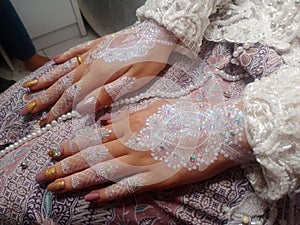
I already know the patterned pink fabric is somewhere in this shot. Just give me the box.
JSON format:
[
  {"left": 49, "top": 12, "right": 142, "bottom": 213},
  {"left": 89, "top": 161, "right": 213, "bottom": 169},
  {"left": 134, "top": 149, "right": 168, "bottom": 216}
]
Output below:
[{"left": 0, "top": 40, "right": 284, "bottom": 224}]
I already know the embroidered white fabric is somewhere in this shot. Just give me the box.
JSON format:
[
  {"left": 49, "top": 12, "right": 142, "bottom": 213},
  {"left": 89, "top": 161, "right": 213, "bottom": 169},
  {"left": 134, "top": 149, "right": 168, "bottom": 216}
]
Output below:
[
  {"left": 242, "top": 65, "right": 300, "bottom": 201},
  {"left": 137, "top": 0, "right": 300, "bottom": 55},
  {"left": 205, "top": 0, "right": 300, "bottom": 53},
  {"left": 226, "top": 193, "right": 277, "bottom": 225},
  {"left": 136, "top": 0, "right": 230, "bottom": 55}
]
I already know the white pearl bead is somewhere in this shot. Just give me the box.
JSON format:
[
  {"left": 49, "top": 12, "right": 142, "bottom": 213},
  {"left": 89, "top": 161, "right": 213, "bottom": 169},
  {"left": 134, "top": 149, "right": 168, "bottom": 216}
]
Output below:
[
  {"left": 233, "top": 51, "right": 239, "bottom": 57},
  {"left": 237, "top": 46, "right": 244, "bottom": 53}
]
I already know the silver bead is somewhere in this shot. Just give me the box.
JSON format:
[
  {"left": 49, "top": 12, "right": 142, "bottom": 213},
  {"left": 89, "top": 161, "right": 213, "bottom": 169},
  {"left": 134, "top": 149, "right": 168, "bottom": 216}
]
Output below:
[
  {"left": 20, "top": 162, "right": 28, "bottom": 169},
  {"left": 223, "top": 91, "right": 232, "bottom": 98}
]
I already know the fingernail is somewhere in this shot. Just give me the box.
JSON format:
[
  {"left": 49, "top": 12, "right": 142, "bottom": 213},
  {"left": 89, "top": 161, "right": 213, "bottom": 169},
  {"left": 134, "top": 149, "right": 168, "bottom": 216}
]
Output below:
[
  {"left": 84, "top": 192, "right": 100, "bottom": 201},
  {"left": 99, "top": 113, "right": 111, "bottom": 121},
  {"left": 44, "top": 166, "right": 56, "bottom": 181},
  {"left": 23, "top": 79, "right": 38, "bottom": 88},
  {"left": 35, "top": 170, "right": 46, "bottom": 183},
  {"left": 48, "top": 146, "right": 64, "bottom": 159},
  {"left": 35, "top": 166, "right": 56, "bottom": 183},
  {"left": 47, "top": 180, "right": 65, "bottom": 192},
  {"left": 76, "top": 96, "right": 97, "bottom": 115},
  {"left": 20, "top": 101, "right": 36, "bottom": 115},
  {"left": 39, "top": 111, "right": 49, "bottom": 127}
]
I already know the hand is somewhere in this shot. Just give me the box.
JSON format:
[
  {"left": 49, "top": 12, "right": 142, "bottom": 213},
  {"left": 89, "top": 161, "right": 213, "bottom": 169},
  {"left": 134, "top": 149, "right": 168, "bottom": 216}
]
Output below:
[
  {"left": 35, "top": 98, "right": 253, "bottom": 202},
  {"left": 20, "top": 20, "right": 178, "bottom": 124}
]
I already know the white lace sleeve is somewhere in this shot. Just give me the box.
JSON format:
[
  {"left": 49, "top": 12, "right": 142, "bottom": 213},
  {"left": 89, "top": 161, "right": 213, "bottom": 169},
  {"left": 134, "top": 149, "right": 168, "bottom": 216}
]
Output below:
[
  {"left": 242, "top": 65, "right": 300, "bottom": 201},
  {"left": 136, "top": 0, "right": 229, "bottom": 55}
]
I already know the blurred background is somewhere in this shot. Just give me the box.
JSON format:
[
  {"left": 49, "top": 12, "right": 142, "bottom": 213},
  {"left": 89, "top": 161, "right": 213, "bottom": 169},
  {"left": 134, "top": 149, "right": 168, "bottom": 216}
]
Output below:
[{"left": 0, "top": 0, "right": 145, "bottom": 84}]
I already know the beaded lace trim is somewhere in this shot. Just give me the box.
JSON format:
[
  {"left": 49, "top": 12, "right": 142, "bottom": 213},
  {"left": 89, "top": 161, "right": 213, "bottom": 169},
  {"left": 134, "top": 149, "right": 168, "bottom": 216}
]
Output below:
[{"left": 205, "top": 0, "right": 300, "bottom": 53}]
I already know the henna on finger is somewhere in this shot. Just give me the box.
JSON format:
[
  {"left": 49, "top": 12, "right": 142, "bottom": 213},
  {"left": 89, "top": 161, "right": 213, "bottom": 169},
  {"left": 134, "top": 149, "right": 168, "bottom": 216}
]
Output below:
[
  {"left": 104, "top": 76, "right": 137, "bottom": 101},
  {"left": 60, "top": 145, "right": 110, "bottom": 175},
  {"left": 103, "top": 175, "right": 146, "bottom": 201},
  {"left": 49, "top": 81, "right": 82, "bottom": 120},
  {"left": 60, "top": 126, "right": 113, "bottom": 157},
  {"left": 71, "top": 161, "right": 119, "bottom": 190},
  {"left": 41, "top": 58, "right": 77, "bottom": 84},
  {"left": 39, "top": 71, "right": 75, "bottom": 105}
]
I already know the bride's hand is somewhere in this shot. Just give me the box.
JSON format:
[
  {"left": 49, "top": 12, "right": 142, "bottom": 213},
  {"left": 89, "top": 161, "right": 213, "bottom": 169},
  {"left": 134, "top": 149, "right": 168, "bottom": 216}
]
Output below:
[
  {"left": 20, "top": 20, "right": 178, "bottom": 124},
  {"left": 35, "top": 98, "right": 252, "bottom": 202}
]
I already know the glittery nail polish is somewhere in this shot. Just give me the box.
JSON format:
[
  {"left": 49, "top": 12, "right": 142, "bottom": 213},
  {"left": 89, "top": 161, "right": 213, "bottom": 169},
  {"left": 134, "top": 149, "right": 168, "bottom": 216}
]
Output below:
[
  {"left": 19, "top": 101, "right": 36, "bottom": 115},
  {"left": 47, "top": 148, "right": 62, "bottom": 159},
  {"left": 44, "top": 167, "right": 56, "bottom": 181},
  {"left": 39, "top": 112, "right": 49, "bottom": 126},
  {"left": 47, "top": 180, "right": 65, "bottom": 192},
  {"left": 23, "top": 79, "right": 38, "bottom": 88}
]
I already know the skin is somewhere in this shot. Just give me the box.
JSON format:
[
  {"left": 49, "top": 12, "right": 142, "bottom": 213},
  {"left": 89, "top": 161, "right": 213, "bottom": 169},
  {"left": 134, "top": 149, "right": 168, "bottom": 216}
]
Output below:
[
  {"left": 35, "top": 99, "right": 253, "bottom": 203},
  {"left": 21, "top": 22, "right": 178, "bottom": 124}
]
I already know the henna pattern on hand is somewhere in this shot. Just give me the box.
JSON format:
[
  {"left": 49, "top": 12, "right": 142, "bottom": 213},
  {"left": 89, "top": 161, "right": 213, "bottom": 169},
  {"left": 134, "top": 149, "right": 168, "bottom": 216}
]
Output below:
[
  {"left": 126, "top": 101, "right": 253, "bottom": 171},
  {"left": 85, "top": 20, "right": 177, "bottom": 64}
]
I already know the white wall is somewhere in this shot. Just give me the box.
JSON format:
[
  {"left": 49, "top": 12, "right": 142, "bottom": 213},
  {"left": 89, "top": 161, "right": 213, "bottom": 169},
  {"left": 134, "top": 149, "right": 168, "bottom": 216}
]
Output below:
[{"left": 10, "top": 0, "right": 86, "bottom": 50}]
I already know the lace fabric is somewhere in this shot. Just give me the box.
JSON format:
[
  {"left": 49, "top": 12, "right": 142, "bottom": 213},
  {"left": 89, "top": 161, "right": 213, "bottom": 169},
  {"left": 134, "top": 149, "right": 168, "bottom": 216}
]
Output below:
[
  {"left": 205, "top": 0, "right": 300, "bottom": 53},
  {"left": 242, "top": 65, "right": 300, "bottom": 201},
  {"left": 137, "top": 0, "right": 231, "bottom": 54},
  {"left": 138, "top": 0, "right": 300, "bottom": 55}
]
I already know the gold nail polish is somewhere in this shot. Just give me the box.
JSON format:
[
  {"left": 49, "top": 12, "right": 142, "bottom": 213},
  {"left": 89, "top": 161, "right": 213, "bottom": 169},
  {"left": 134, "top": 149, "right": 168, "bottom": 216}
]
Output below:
[
  {"left": 44, "top": 167, "right": 56, "bottom": 181},
  {"left": 39, "top": 111, "right": 48, "bottom": 127},
  {"left": 48, "top": 180, "right": 65, "bottom": 192},
  {"left": 39, "top": 118, "right": 47, "bottom": 127},
  {"left": 23, "top": 79, "right": 38, "bottom": 88},
  {"left": 27, "top": 101, "right": 37, "bottom": 113},
  {"left": 48, "top": 149, "right": 61, "bottom": 159}
]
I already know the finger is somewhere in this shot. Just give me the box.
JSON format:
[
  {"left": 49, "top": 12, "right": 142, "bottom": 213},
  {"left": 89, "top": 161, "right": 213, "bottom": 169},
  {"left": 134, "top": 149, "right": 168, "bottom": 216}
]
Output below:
[
  {"left": 21, "top": 73, "right": 74, "bottom": 116},
  {"left": 48, "top": 123, "right": 123, "bottom": 160},
  {"left": 85, "top": 154, "right": 239, "bottom": 203},
  {"left": 84, "top": 172, "right": 149, "bottom": 202},
  {"left": 99, "top": 109, "right": 129, "bottom": 124},
  {"left": 54, "top": 40, "right": 95, "bottom": 64},
  {"left": 23, "top": 58, "right": 78, "bottom": 91},
  {"left": 35, "top": 139, "right": 128, "bottom": 183},
  {"left": 76, "top": 62, "right": 163, "bottom": 115},
  {"left": 47, "top": 156, "right": 145, "bottom": 193}
]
